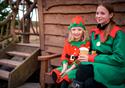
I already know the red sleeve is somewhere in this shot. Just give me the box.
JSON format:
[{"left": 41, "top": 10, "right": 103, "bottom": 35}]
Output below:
[
  {"left": 85, "top": 41, "right": 90, "bottom": 49},
  {"left": 88, "top": 54, "right": 97, "bottom": 62},
  {"left": 60, "top": 40, "right": 69, "bottom": 61}
]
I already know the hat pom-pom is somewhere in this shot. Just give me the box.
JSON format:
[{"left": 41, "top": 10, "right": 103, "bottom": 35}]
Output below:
[{"left": 72, "top": 16, "right": 84, "bottom": 25}]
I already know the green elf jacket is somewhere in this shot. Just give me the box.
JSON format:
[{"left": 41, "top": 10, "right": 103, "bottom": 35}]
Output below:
[
  {"left": 51, "top": 39, "right": 90, "bottom": 83},
  {"left": 82, "top": 25, "right": 125, "bottom": 88}
]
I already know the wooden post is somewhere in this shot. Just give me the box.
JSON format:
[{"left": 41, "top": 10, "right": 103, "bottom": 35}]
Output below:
[
  {"left": 23, "top": 2, "right": 30, "bottom": 43},
  {"left": 37, "top": 0, "right": 44, "bottom": 50},
  {"left": 40, "top": 60, "right": 48, "bottom": 88},
  {"left": 37, "top": 0, "right": 45, "bottom": 88}
]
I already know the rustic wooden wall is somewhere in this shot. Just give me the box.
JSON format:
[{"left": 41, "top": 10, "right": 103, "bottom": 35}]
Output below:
[{"left": 38, "top": 0, "right": 125, "bottom": 54}]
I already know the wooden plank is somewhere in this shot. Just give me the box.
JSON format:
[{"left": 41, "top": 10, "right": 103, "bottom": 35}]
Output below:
[
  {"left": 45, "top": 46, "right": 63, "bottom": 54},
  {"left": 103, "top": 0, "right": 125, "bottom": 3},
  {"left": 17, "top": 43, "right": 40, "bottom": 48},
  {"left": 39, "top": 60, "right": 47, "bottom": 88},
  {"left": 44, "top": 24, "right": 68, "bottom": 36},
  {"left": 113, "top": 3, "right": 125, "bottom": 12},
  {"left": 7, "top": 51, "right": 31, "bottom": 57},
  {"left": 16, "top": 32, "right": 39, "bottom": 35},
  {"left": 44, "top": 0, "right": 99, "bottom": 10},
  {"left": 114, "top": 13, "right": 125, "bottom": 25},
  {"left": 11, "top": 56, "right": 24, "bottom": 61},
  {"left": 45, "top": 73, "right": 54, "bottom": 84},
  {"left": 44, "top": 14, "right": 96, "bottom": 25},
  {"left": 44, "top": 0, "right": 125, "bottom": 10},
  {"left": 45, "top": 35, "right": 65, "bottom": 47},
  {"left": 86, "top": 25, "right": 96, "bottom": 32},
  {"left": 44, "top": 24, "right": 96, "bottom": 35},
  {"left": 0, "top": 69, "right": 9, "bottom": 80},
  {"left": 12, "top": 44, "right": 39, "bottom": 53},
  {"left": 44, "top": 13, "right": 125, "bottom": 26},
  {"left": 50, "top": 57, "right": 61, "bottom": 67},
  {"left": 0, "top": 59, "right": 21, "bottom": 68},
  {"left": 44, "top": 3, "right": 125, "bottom": 13},
  {"left": 44, "top": 5, "right": 97, "bottom": 13},
  {"left": 8, "top": 48, "right": 40, "bottom": 88}
]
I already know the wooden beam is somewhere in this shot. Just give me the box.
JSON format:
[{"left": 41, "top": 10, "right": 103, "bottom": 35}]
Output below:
[{"left": 38, "top": 0, "right": 44, "bottom": 51}]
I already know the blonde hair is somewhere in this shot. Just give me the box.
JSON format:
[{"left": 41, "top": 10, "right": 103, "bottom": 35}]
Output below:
[{"left": 68, "top": 30, "right": 87, "bottom": 42}]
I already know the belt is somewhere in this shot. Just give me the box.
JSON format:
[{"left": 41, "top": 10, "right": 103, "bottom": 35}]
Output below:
[{"left": 65, "top": 54, "right": 78, "bottom": 60}]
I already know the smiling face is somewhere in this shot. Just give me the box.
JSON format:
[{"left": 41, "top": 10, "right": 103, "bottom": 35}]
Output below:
[
  {"left": 71, "top": 27, "right": 84, "bottom": 41},
  {"left": 95, "top": 5, "right": 113, "bottom": 25}
]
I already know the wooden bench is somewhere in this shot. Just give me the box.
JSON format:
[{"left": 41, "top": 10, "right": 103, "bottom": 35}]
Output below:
[{"left": 38, "top": 53, "right": 61, "bottom": 88}]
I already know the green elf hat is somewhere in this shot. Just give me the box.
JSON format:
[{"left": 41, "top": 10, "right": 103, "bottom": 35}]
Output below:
[{"left": 68, "top": 16, "right": 86, "bottom": 30}]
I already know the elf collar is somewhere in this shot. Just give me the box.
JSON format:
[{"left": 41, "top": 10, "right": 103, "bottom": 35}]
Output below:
[
  {"left": 70, "top": 40, "right": 87, "bottom": 48},
  {"left": 91, "top": 25, "right": 121, "bottom": 42}
]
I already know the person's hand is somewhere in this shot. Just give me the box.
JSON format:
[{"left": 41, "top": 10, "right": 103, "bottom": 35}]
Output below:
[{"left": 78, "top": 55, "right": 88, "bottom": 62}]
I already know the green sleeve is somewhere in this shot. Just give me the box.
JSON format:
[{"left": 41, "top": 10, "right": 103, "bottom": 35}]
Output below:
[
  {"left": 94, "top": 31, "right": 125, "bottom": 66},
  {"left": 62, "top": 60, "right": 68, "bottom": 64}
]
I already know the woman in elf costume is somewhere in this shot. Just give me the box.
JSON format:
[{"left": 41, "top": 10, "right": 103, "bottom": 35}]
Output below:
[
  {"left": 51, "top": 16, "right": 90, "bottom": 88},
  {"left": 72, "top": 2, "right": 125, "bottom": 88}
]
